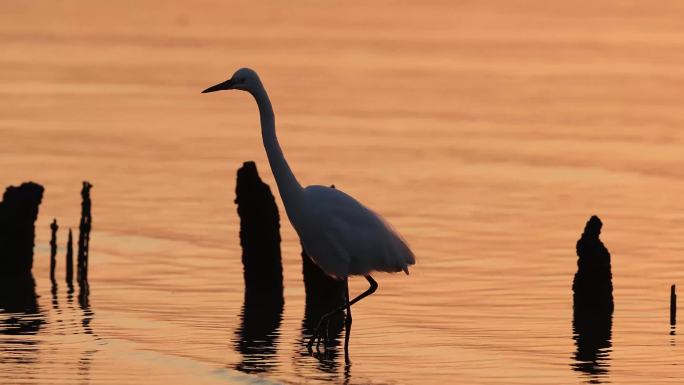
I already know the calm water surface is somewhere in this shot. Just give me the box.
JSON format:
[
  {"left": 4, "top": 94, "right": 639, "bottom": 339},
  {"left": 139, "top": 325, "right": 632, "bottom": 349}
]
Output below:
[{"left": 1, "top": 1, "right": 684, "bottom": 383}]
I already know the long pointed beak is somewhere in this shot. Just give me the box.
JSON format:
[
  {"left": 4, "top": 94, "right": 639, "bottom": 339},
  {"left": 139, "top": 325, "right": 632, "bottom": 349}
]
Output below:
[{"left": 202, "top": 78, "right": 234, "bottom": 93}]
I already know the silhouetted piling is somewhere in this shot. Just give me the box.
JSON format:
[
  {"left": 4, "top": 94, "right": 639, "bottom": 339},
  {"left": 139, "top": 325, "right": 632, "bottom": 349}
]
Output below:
[
  {"left": 573, "top": 215, "right": 614, "bottom": 310},
  {"left": 0, "top": 182, "right": 44, "bottom": 335},
  {"left": 233, "top": 161, "right": 283, "bottom": 374},
  {"left": 77, "top": 181, "right": 92, "bottom": 288},
  {"left": 50, "top": 219, "right": 58, "bottom": 284},
  {"left": 235, "top": 161, "right": 283, "bottom": 297},
  {"left": 0, "top": 182, "right": 44, "bottom": 280},
  {"left": 671, "top": 285, "right": 677, "bottom": 327},
  {"left": 571, "top": 215, "right": 614, "bottom": 381},
  {"left": 66, "top": 229, "right": 74, "bottom": 290}
]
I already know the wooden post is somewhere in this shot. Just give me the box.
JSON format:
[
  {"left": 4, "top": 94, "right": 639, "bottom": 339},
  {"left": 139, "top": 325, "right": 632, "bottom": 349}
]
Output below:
[
  {"left": 671, "top": 284, "right": 677, "bottom": 326},
  {"left": 0, "top": 182, "right": 44, "bottom": 280},
  {"left": 572, "top": 215, "right": 614, "bottom": 311},
  {"left": 49, "top": 219, "right": 58, "bottom": 284},
  {"left": 235, "top": 161, "right": 283, "bottom": 296},
  {"left": 0, "top": 182, "right": 43, "bottom": 331},
  {"left": 233, "top": 161, "right": 283, "bottom": 372},
  {"left": 77, "top": 181, "right": 92, "bottom": 287},
  {"left": 65, "top": 229, "right": 74, "bottom": 289}
]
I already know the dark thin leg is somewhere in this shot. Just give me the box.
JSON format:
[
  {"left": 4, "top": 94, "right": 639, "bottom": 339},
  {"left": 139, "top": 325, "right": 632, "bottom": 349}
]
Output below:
[
  {"left": 308, "top": 275, "right": 378, "bottom": 353},
  {"left": 344, "top": 278, "right": 352, "bottom": 363}
]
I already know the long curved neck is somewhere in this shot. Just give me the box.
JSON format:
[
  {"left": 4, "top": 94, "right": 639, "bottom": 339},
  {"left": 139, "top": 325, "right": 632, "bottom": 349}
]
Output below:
[{"left": 251, "top": 84, "right": 304, "bottom": 219}]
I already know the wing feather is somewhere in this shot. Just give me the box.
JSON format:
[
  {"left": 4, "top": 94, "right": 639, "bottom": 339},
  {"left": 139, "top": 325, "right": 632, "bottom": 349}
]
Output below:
[{"left": 296, "top": 185, "right": 415, "bottom": 278}]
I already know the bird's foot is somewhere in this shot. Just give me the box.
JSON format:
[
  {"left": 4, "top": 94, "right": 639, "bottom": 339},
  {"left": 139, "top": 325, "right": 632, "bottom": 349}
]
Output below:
[
  {"left": 307, "top": 327, "right": 322, "bottom": 352},
  {"left": 307, "top": 325, "right": 326, "bottom": 352},
  {"left": 307, "top": 313, "right": 336, "bottom": 353}
]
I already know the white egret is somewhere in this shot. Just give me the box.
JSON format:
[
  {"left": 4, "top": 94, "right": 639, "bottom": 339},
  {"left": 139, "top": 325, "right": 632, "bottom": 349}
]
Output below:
[{"left": 203, "top": 68, "right": 416, "bottom": 361}]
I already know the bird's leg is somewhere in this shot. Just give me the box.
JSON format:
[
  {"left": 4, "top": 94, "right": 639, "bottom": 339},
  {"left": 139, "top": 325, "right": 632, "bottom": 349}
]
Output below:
[
  {"left": 348, "top": 275, "right": 378, "bottom": 306},
  {"left": 315, "top": 317, "right": 331, "bottom": 351},
  {"left": 307, "top": 275, "right": 378, "bottom": 354},
  {"left": 310, "top": 307, "right": 339, "bottom": 351},
  {"left": 322, "top": 278, "right": 349, "bottom": 350},
  {"left": 344, "top": 278, "right": 352, "bottom": 363},
  {"left": 309, "top": 294, "right": 345, "bottom": 351},
  {"left": 324, "top": 316, "right": 332, "bottom": 347},
  {"left": 314, "top": 312, "right": 336, "bottom": 351}
]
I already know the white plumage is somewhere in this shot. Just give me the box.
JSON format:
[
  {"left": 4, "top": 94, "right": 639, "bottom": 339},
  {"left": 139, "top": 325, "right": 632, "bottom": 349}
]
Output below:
[{"left": 297, "top": 185, "right": 414, "bottom": 278}]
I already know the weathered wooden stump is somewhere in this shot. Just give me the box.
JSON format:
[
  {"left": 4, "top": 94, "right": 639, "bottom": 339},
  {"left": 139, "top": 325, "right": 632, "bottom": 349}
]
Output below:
[
  {"left": 571, "top": 215, "right": 614, "bottom": 380},
  {"left": 671, "top": 284, "right": 677, "bottom": 327},
  {"left": 0, "top": 182, "right": 44, "bottom": 280},
  {"left": 50, "top": 219, "right": 58, "bottom": 285},
  {"left": 0, "top": 182, "right": 44, "bottom": 334},
  {"left": 235, "top": 161, "right": 283, "bottom": 297},
  {"left": 573, "top": 215, "right": 614, "bottom": 310},
  {"left": 233, "top": 161, "right": 283, "bottom": 373},
  {"left": 77, "top": 181, "right": 93, "bottom": 290},
  {"left": 65, "top": 229, "right": 74, "bottom": 291}
]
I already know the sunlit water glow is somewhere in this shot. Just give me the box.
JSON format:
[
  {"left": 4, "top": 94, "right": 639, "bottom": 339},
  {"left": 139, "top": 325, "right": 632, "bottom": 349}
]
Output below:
[{"left": 1, "top": 1, "right": 684, "bottom": 383}]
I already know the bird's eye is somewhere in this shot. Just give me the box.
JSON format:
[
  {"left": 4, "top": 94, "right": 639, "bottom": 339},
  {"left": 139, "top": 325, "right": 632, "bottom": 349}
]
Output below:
[{"left": 236, "top": 77, "right": 246, "bottom": 84}]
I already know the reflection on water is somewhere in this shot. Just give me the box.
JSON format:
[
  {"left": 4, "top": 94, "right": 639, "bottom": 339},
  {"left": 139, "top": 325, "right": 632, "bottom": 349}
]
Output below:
[
  {"left": 0, "top": 277, "right": 43, "bottom": 336},
  {"left": 233, "top": 291, "right": 283, "bottom": 374},
  {"left": 78, "top": 287, "right": 95, "bottom": 337},
  {"left": 77, "top": 288, "right": 96, "bottom": 383},
  {"left": 50, "top": 283, "right": 59, "bottom": 311},
  {"left": 0, "top": 266, "right": 99, "bottom": 380},
  {"left": 298, "top": 304, "right": 344, "bottom": 375},
  {"left": 232, "top": 248, "right": 348, "bottom": 380},
  {"left": 571, "top": 308, "right": 613, "bottom": 383},
  {"left": 0, "top": 276, "right": 43, "bottom": 367}
]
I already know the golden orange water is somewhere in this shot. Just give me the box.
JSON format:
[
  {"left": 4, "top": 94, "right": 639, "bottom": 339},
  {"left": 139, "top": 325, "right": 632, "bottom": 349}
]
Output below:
[{"left": 1, "top": 1, "right": 684, "bottom": 383}]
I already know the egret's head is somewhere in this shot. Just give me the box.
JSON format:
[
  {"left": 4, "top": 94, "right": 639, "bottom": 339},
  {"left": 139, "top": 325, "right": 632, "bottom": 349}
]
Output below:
[{"left": 202, "top": 68, "right": 261, "bottom": 94}]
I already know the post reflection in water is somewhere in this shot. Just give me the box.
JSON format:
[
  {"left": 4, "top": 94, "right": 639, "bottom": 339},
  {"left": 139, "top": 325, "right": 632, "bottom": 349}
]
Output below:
[
  {"left": 71, "top": 282, "right": 97, "bottom": 382},
  {"left": 233, "top": 291, "right": 284, "bottom": 374},
  {"left": 78, "top": 284, "right": 95, "bottom": 336},
  {"left": 78, "top": 290, "right": 96, "bottom": 383},
  {"left": 571, "top": 308, "right": 613, "bottom": 383},
  {"left": 50, "top": 283, "right": 59, "bottom": 311},
  {"left": 0, "top": 277, "right": 44, "bottom": 337},
  {"left": 0, "top": 276, "right": 44, "bottom": 367},
  {"left": 0, "top": 259, "right": 98, "bottom": 381}
]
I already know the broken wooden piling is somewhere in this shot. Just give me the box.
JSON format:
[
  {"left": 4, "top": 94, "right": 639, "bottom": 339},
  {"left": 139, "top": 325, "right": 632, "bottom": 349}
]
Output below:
[
  {"left": 0, "top": 182, "right": 44, "bottom": 281},
  {"left": 571, "top": 215, "right": 614, "bottom": 379},
  {"left": 50, "top": 219, "right": 58, "bottom": 284},
  {"left": 233, "top": 161, "right": 283, "bottom": 373},
  {"left": 0, "top": 182, "right": 44, "bottom": 332},
  {"left": 235, "top": 161, "right": 283, "bottom": 297},
  {"left": 66, "top": 229, "right": 74, "bottom": 290},
  {"left": 671, "top": 284, "right": 677, "bottom": 327},
  {"left": 77, "top": 181, "right": 92, "bottom": 288},
  {"left": 573, "top": 215, "right": 614, "bottom": 310}
]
